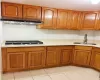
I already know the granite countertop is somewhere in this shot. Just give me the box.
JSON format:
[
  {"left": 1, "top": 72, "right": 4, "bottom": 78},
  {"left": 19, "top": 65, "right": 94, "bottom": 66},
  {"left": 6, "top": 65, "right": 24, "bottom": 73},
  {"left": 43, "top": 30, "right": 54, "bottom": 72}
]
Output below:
[{"left": 1, "top": 39, "right": 100, "bottom": 48}]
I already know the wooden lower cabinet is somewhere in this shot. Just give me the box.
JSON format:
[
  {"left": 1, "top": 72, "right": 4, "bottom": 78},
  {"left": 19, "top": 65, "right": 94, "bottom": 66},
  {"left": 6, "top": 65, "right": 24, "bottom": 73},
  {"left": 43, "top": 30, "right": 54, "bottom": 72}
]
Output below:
[
  {"left": 2, "top": 46, "right": 100, "bottom": 73},
  {"left": 7, "top": 52, "right": 26, "bottom": 72},
  {"left": 46, "top": 47, "right": 60, "bottom": 67},
  {"left": 90, "top": 48, "right": 100, "bottom": 70},
  {"left": 60, "top": 48, "right": 73, "bottom": 65},
  {"left": 73, "top": 50, "right": 91, "bottom": 66},
  {"left": 2, "top": 47, "right": 46, "bottom": 72},
  {"left": 46, "top": 46, "right": 73, "bottom": 67},
  {"left": 73, "top": 46, "right": 92, "bottom": 66},
  {"left": 28, "top": 51, "right": 46, "bottom": 69}
]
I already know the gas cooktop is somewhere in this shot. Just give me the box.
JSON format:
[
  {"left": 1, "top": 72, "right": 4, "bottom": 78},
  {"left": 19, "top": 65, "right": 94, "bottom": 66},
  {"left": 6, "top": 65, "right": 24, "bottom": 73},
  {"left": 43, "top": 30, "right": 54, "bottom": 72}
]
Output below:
[{"left": 5, "top": 40, "right": 43, "bottom": 45}]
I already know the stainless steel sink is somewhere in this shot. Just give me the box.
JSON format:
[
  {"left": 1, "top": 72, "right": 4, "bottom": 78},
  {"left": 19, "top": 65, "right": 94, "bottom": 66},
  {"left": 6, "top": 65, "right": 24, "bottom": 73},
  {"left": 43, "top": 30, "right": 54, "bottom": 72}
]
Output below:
[{"left": 74, "top": 42, "right": 96, "bottom": 45}]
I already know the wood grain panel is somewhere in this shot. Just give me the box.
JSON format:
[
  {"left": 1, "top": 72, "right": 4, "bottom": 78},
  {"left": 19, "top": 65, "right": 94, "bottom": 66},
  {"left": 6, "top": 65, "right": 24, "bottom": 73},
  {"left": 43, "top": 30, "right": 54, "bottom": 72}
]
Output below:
[
  {"left": 7, "top": 52, "right": 26, "bottom": 71},
  {"left": 61, "top": 50, "right": 72, "bottom": 65},
  {"left": 2, "top": 48, "right": 7, "bottom": 72},
  {"left": 91, "top": 50, "right": 100, "bottom": 70},
  {"left": 39, "top": 7, "right": 57, "bottom": 29},
  {"left": 82, "top": 12, "right": 98, "bottom": 30},
  {"left": 23, "top": 5, "right": 41, "bottom": 20},
  {"left": 75, "top": 46, "right": 92, "bottom": 50},
  {"left": 1, "top": 2, "right": 22, "bottom": 18},
  {"left": 73, "top": 50, "right": 91, "bottom": 66},
  {"left": 46, "top": 50, "right": 60, "bottom": 67},
  {"left": 7, "top": 47, "right": 45, "bottom": 52},
  {"left": 28, "top": 51, "right": 46, "bottom": 69},
  {"left": 57, "top": 9, "right": 68, "bottom": 29},
  {"left": 70, "top": 11, "right": 81, "bottom": 30}
]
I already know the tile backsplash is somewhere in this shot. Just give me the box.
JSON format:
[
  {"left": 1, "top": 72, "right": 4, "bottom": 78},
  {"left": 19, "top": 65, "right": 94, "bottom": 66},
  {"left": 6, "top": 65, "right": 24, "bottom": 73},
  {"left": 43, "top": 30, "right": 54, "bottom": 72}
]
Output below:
[
  {"left": 2, "top": 23, "right": 100, "bottom": 41},
  {"left": 2, "top": 23, "right": 79, "bottom": 40}
]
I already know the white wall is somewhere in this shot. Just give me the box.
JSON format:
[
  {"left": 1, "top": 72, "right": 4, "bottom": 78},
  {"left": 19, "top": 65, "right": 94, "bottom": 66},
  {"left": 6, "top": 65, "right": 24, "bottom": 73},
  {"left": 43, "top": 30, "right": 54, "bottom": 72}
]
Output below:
[
  {"left": 2, "top": 23, "right": 100, "bottom": 41},
  {"left": 78, "top": 30, "right": 100, "bottom": 41},
  {"left": 2, "top": 23, "right": 79, "bottom": 40}
]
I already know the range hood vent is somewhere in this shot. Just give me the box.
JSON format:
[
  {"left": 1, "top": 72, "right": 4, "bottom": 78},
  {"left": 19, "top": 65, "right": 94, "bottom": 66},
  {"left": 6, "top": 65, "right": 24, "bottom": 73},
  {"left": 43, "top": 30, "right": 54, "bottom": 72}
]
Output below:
[{"left": 0, "top": 18, "right": 43, "bottom": 25}]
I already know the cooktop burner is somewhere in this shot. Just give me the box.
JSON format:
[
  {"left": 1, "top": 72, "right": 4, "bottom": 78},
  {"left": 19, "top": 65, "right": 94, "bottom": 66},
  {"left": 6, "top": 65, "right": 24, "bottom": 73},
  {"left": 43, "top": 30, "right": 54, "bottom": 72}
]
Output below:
[{"left": 5, "top": 40, "right": 43, "bottom": 45}]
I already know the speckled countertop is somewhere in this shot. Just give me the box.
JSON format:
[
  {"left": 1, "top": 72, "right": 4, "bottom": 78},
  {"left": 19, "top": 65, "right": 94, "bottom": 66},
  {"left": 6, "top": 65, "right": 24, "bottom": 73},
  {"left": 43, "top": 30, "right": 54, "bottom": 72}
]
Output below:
[{"left": 1, "top": 39, "right": 100, "bottom": 48}]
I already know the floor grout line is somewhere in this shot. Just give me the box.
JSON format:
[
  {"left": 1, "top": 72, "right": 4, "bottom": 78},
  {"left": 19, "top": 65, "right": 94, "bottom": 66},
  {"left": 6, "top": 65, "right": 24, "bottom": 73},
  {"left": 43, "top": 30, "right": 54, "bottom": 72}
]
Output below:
[
  {"left": 13, "top": 72, "right": 15, "bottom": 80},
  {"left": 43, "top": 69, "right": 52, "bottom": 80},
  {"left": 26, "top": 70, "right": 34, "bottom": 80},
  {"left": 62, "top": 72, "right": 72, "bottom": 80},
  {"left": 2, "top": 66, "right": 99, "bottom": 80}
]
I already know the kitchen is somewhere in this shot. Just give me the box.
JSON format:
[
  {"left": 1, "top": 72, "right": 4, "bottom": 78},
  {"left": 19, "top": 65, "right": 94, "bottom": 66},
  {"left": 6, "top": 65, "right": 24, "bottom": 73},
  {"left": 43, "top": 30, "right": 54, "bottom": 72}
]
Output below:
[{"left": 0, "top": 0, "right": 100, "bottom": 80}]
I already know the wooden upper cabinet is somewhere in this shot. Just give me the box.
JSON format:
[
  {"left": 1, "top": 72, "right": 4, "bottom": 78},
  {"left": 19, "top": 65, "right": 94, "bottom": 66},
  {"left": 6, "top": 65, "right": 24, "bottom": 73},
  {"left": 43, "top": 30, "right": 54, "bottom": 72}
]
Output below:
[
  {"left": 28, "top": 51, "right": 46, "bottom": 69},
  {"left": 1, "top": 2, "right": 22, "bottom": 18},
  {"left": 95, "top": 12, "right": 100, "bottom": 30},
  {"left": 23, "top": 5, "right": 41, "bottom": 20},
  {"left": 7, "top": 52, "right": 26, "bottom": 72},
  {"left": 81, "top": 12, "right": 98, "bottom": 30},
  {"left": 39, "top": 7, "right": 57, "bottom": 29},
  {"left": 70, "top": 11, "right": 81, "bottom": 30},
  {"left": 57, "top": 9, "right": 68, "bottom": 29}
]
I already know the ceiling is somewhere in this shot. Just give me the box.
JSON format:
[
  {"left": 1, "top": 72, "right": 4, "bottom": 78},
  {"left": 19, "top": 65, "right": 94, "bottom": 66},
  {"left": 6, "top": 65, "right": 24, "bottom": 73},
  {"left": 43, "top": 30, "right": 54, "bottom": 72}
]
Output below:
[{"left": 1, "top": 0, "right": 100, "bottom": 11}]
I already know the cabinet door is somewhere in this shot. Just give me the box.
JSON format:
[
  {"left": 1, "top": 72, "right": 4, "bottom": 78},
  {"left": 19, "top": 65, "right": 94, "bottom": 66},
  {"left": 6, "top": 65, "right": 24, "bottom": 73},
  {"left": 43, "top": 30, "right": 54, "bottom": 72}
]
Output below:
[
  {"left": 28, "top": 51, "right": 46, "bottom": 69},
  {"left": 1, "top": 2, "right": 22, "bottom": 18},
  {"left": 82, "top": 12, "right": 97, "bottom": 30},
  {"left": 96, "top": 13, "right": 100, "bottom": 30},
  {"left": 61, "top": 50, "right": 72, "bottom": 65},
  {"left": 91, "top": 51, "right": 100, "bottom": 70},
  {"left": 39, "top": 7, "right": 57, "bottom": 29},
  {"left": 66, "top": 11, "right": 74, "bottom": 29},
  {"left": 46, "top": 50, "right": 60, "bottom": 67},
  {"left": 7, "top": 52, "right": 26, "bottom": 72},
  {"left": 57, "top": 9, "right": 68, "bottom": 29},
  {"left": 70, "top": 11, "right": 81, "bottom": 30},
  {"left": 23, "top": 5, "right": 41, "bottom": 20},
  {"left": 73, "top": 50, "right": 91, "bottom": 66}
]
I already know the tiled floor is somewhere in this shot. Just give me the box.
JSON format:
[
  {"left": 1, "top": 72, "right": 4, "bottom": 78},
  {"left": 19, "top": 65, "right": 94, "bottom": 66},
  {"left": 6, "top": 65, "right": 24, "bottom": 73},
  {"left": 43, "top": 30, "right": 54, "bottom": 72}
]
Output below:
[{"left": 2, "top": 66, "right": 100, "bottom": 80}]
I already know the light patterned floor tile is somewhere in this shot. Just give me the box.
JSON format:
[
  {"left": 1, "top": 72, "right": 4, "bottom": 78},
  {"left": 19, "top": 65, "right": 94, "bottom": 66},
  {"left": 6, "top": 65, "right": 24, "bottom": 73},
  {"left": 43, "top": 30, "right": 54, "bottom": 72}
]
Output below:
[
  {"left": 44, "top": 66, "right": 72, "bottom": 74},
  {"left": 30, "top": 69, "right": 47, "bottom": 77},
  {"left": 49, "top": 73, "right": 69, "bottom": 80},
  {"left": 74, "top": 69, "right": 99, "bottom": 80},
  {"left": 64, "top": 71, "right": 84, "bottom": 80},
  {"left": 15, "top": 77, "right": 33, "bottom": 80},
  {"left": 33, "top": 75, "right": 51, "bottom": 80},
  {"left": 2, "top": 73, "right": 14, "bottom": 80},
  {"left": 14, "top": 71, "right": 33, "bottom": 80},
  {"left": 2, "top": 66, "right": 99, "bottom": 80}
]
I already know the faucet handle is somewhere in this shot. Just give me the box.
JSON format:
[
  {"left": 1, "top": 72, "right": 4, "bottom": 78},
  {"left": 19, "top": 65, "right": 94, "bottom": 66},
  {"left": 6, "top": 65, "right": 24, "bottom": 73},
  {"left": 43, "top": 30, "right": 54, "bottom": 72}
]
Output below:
[{"left": 85, "top": 34, "right": 87, "bottom": 36}]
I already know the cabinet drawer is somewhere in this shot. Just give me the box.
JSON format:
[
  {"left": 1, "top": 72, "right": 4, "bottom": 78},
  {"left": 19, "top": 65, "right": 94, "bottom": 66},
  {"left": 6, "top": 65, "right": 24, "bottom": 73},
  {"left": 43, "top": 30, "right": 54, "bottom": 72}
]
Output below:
[
  {"left": 47, "top": 46, "right": 59, "bottom": 51},
  {"left": 75, "top": 46, "right": 92, "bottom": 50},
  {"left": 93, "top": 47, "right": 100, "bottom": 52},
  {"left": 60, "top": 46, "right": 73, "bottom": 50},
  {"left": 7, "top": 47, "right": 45, "bottom": 52}
]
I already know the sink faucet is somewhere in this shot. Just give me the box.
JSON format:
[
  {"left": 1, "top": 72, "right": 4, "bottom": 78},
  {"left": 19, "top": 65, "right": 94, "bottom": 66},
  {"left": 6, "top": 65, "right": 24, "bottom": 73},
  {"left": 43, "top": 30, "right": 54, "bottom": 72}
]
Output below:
[{"left": 83, "top": 34, "right": 88, "bottom": 44}]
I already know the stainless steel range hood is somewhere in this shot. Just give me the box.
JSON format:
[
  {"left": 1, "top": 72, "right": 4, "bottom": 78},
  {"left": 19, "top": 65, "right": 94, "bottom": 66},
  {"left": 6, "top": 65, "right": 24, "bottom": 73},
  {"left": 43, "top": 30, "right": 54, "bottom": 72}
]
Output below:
[{"left": 0, "top": 18, "right": 43, "bottom": 25}]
